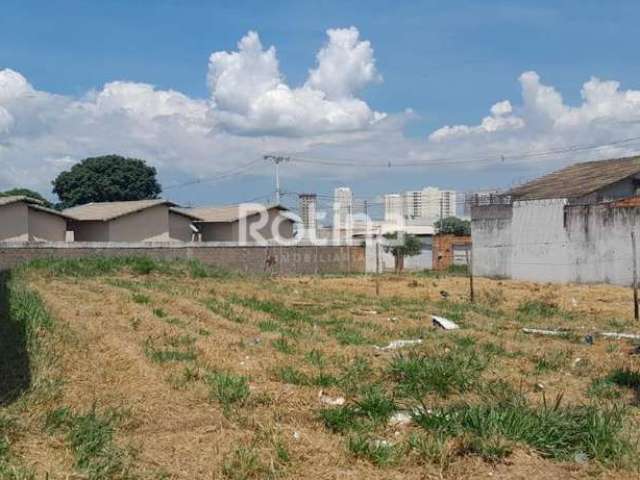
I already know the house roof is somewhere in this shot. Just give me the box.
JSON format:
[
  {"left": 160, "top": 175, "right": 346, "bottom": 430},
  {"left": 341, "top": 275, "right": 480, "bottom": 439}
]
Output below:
[
  {"left": 0, "top": 195, "right": 42, "bottom": 207},
  {"left": 0, "top": 195, "right": 71, "bottom": 219},
  {"left": 175, "top": 203, "right": 290, "bottom": 223},
  {"left": 64, "top": 199, "right": 173, "bottom": 221},
  {"left": 508, "top": 156, "right": 640, "bottom": 201},
  {"left": 168, "top": 207, "right": 201, "bottom": 220}
]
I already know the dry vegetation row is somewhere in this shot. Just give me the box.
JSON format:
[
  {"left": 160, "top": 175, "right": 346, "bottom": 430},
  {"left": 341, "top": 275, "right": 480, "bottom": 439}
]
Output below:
[{"left": 1, "top": 256, "right": 640, "bottom": 479}]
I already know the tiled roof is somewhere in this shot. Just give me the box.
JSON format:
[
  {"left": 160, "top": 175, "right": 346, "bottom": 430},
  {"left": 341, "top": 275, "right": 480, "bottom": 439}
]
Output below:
[
  {"left": 508, "top": 156, "right": 640, "bottom": 201},
  {"left": 64, "top": 199, "right": 172, "bottom": 221},
  {"left": 0, "top": 195, "right": 42, "bottom": 206},
  {"left": 0, "top": 195, "right": 71, "bottom": 218},
  {"left": 175, "top": 204, "right": 289, "bottom": 223}
]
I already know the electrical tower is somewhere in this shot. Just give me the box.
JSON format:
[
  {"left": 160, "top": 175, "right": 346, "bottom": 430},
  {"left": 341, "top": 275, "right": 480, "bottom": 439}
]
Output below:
[{"left": 263, "top": 155, "right": 290, "bottom": 204}]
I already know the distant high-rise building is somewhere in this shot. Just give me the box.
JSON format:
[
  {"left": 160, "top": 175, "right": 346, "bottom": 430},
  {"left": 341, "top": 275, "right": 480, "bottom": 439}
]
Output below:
[
  {"left": 390, "top": 187, "right": 458, "bottom": 224},
  {"left": 333, "top": 187, "right": 353, "bottom": 230},
  {"left": 440, "top": 190, "right": 457, "bottom": 219},
  {"left": 384, "top": 194, "right": 403, "bottom": 223},
  {"left": 403, "top": 190, "right": 423, "bottom": 219},
  {"left": 298, "top": 193, "right": 317, "bottom": 232}
]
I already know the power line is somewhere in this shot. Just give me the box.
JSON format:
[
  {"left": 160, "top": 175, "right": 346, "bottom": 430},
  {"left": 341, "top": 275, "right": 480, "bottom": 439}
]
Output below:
[
  {"left": 285, "top": 135, "right": 640, "bottom": 169},
  {"left": 163, "top": 158, "right": 264, "bottom": 191}
]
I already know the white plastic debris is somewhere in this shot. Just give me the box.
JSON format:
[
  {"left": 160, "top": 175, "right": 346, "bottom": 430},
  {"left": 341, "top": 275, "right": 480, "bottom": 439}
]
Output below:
[
  {"left": 375, "top": 339, "right": 423, "bottom": 351},
  {"left": 318, "top": 390, "right": 346, "bottom": 406},
  {"left": 293, "top": 431, "right": 301, "bottom": 441},
  {"left": 388, "top": 411, "right": 412, "bottom": 427},
  {"left": 522, "top": 328, "right": 567, "bottom": 336},
  {"left": 432, "top": 315, "right": 459, "bottom": 330},
  {"left": 372, "top": 439, "right": 392, "bottom": 448},
  {"left": 600, "top": 332, "right": 640, "bottom": 340}
]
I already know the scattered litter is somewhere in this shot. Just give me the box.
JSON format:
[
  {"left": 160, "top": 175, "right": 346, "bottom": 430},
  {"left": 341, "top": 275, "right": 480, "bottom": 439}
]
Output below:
[
  {"left": 440, "top": 290, "right": 450, "bottom": 299},
  {"left": 584, "top": 334, "right": 594, "bottom": 345},
  {"left": 352, "top": 309, "right": 378, "bottom": 316},
  {"left": 408, "top": 279, "right": 419, "bottom": 288},
  {"left": 600, "top": 332, "right": 640, "bottom": 340},
  {"left": 534, "top": 383, "right": 545, "bottom": 392},
  {"left": 572, "top": 358, "right": 583, "bottom": 367},
  {"left": 375, "top": 339, "right": 423, "bottom": 351},
  {"left": 571, "top": 298, "right": 578, "bottom": 307},
  {"left": 574, "top": 452, "right": 589, "bottom": 464},
  {"left": 293, "top": 431, "right": 301, "bottom": 441},
  {"left": 318, "top": 390, "right": 346, "bottom": 406},
  {"left": 522, "top": 328, "right": 568, "bottom": 337},
  {"left": 432, "top": 315, "right": 459, "bottom": 330},
  {"left": 388, "top": 411, "right": 412, "bottom": 427},
  {"left": 372, "top": 439, "right": 392, "bottom": 448},
  {"left": 388, "top": 316, "right": 399, "bottom": 322}
]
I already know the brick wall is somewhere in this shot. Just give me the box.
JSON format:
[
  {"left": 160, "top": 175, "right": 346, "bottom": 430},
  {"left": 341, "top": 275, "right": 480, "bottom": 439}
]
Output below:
[
  {"left": 432, "top": 234, "right": 472, "bottom": 271},
  {"left": 0, "top": 242, "right": 365, "bottom": 275}
]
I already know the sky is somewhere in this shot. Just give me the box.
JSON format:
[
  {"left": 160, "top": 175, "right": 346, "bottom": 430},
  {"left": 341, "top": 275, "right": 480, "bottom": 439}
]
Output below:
[{"left": 2, "top": 0, "right": 640, "bottom": 212}]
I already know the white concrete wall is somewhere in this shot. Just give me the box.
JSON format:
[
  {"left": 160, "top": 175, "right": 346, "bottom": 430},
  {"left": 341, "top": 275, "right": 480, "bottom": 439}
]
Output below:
[
  {"left": 471, "top": 204, "right": 513, "bottom": 278},
  {"left": 511, "top": 199, "right": 572, "bottom": 282},
  {"left": 564, "top": 204, "right": 635, "bottom": 285},
  {"left": 472, "top": 199, "right": 640, "bottom": 286}
]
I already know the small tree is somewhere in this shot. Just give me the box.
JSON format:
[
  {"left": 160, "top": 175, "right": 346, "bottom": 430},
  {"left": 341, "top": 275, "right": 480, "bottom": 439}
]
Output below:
[
  {"left": 434, "top": 216, "right": 470, "bottom": 236},
  {"left": 52, "top": 155, "right": 162, "bottom": 208},
  {"left": 383, "top": 232, "right": 423, "bottom": 273},
  {"left": 0, "top": 188, "right": 52, "bottom": 208}
]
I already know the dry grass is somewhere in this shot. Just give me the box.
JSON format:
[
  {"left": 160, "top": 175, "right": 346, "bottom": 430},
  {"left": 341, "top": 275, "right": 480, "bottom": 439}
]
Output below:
[{"left": 2, "top": 259, "right": 640, "bottom": 479}]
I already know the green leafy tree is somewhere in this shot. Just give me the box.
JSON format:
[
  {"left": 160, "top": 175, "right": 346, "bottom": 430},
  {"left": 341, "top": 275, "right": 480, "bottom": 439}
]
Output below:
[
  {"left": 52, "top": 155, "right": 162, "bottom": 208},
  {"left": 383, "top": 232, "right": 423, "bottom": 273},
  {"left": 434, "top": 216, "right": 471, "bottom": 236},
  {"left": 0, "top": 188, "right": 52, "bottom": 208}
]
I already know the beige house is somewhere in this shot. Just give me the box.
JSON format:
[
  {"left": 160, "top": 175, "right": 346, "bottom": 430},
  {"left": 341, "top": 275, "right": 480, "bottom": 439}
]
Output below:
[
  {"left": 175, "top": 204, "right": 295, "bottom": 242},
  {"left": 0, "top": 196, "right": 70, "bottom": 242},
  {"left": 64, "top": 199, "right": 198, "bottom": 242}
]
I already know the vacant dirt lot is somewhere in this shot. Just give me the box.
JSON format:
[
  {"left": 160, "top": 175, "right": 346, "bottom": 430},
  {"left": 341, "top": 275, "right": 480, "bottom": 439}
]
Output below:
[{"left": 2, "top": 259, "right": 640, "bottom": 479}]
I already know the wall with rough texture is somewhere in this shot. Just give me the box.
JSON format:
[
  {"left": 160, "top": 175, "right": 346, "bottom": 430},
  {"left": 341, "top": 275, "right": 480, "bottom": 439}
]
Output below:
[
  {"left": 0, "top": 242, "right": 365, "bottom": 275},
  {"left": 433, "top": 234, "right": 471, "bottom": 271},
  {"left": 471, "top": 204, "right": 513, "bottom": 278},
  {"left": 472, "top": 198, "right": 640, "bottom": 285}
]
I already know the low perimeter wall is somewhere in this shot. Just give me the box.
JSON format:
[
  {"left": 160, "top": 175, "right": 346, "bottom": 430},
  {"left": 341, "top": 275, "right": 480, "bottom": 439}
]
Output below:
[{"left": 0, "top": 241, "right": 366, "bottom": 275}]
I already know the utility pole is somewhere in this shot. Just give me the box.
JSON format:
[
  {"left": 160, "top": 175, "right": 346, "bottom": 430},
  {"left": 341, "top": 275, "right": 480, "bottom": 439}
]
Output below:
[
  {"left": 466, "top": 246, "right": 475, "bottom": 303},
  {"left": 263, "top": 155, "right": 290, "bottom": 204},
  {"left": 632, "top": 231, "right": 639, "bottom": 321}
]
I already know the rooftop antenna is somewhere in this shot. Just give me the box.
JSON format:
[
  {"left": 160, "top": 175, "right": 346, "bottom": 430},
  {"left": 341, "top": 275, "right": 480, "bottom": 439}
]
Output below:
[{"left": 264, "top": 155, "right": 290, "bottom": 204}]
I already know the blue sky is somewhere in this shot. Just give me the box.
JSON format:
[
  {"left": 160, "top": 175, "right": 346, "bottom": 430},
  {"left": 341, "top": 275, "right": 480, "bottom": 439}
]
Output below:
[{"left": 2, "top": 0, "right": 640, "bottom": 210}]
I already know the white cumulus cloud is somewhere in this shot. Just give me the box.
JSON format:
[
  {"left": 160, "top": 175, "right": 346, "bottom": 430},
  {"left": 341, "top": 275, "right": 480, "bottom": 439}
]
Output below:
[
  {"left": 207, "top": 28, "right": 384, "bottom": 136},
  {"left": 427, "top": 71, "right": 640, "bottom": 167},
  {"left": 3, "top": 30, "right": 640, "bottom": 198}
]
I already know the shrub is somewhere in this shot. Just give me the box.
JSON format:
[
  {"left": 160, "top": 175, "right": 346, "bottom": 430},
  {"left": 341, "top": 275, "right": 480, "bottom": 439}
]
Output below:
[
  {"left": 206, "top": 371, "right": 250, "bottom": 409},
  {"left": 347, "top": 434, "right": 398, "bottom": 466},
  {"left": 414, "top": 396, "right": 630, "bottom": 464},
  {"left": 390, "top": 348, "right": 487, "bottom": 398}
]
